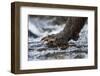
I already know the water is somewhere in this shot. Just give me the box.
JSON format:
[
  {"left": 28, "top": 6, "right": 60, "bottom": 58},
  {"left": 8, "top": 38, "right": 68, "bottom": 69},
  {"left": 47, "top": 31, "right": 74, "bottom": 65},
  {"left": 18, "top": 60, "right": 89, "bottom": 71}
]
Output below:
[{"left": 28, "top": 16, "right": 88, "bottom": 61}]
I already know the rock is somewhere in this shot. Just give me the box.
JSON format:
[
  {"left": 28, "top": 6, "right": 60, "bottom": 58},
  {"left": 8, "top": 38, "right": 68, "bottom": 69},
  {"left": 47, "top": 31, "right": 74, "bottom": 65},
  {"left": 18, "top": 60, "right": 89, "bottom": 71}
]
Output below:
[
  {"left": 74, "top": 54, "right": 85, "bottom": 59},
  {"left": 37, "top": 48, "right": 47, "bottom": 51}
]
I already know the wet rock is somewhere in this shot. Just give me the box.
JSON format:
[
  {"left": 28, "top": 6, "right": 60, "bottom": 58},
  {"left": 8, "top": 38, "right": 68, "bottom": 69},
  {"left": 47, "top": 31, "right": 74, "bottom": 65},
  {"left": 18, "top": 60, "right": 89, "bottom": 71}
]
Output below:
[
  {"left": 74, "top": 54, "right": 85, "bottom": 59},
  {"left": 71, "top": 50, "right": 88, "bottom": 54},
  {"left": 48, "top": 47, "right": 58, "bottom": 50},
  {"left": 37, "top": 48, "right": 48, "bottom": 51},
  {"left": 28, "top": 48, "right": 34, "bottom": 50}
]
